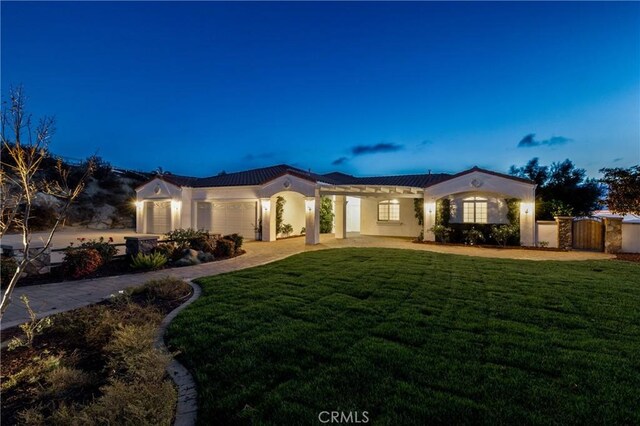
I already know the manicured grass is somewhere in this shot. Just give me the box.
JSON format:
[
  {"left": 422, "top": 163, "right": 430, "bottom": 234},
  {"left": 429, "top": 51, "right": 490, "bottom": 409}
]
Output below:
[{"left": 167, "top": 248, "right": 640, "bottom": 425}]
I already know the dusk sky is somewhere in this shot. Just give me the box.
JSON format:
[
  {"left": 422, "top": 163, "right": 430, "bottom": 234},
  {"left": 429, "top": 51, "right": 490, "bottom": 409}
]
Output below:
[{"left": 2, "top": 1, "right": 639, "bottom": 178}]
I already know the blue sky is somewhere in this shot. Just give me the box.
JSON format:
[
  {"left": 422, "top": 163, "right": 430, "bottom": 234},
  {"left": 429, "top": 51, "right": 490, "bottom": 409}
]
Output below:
[{"left": 2, "top": 1, "right": 639, "bottom": 178}]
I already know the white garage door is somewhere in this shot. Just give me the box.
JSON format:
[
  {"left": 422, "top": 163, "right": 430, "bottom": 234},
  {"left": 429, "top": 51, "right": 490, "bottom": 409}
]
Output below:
[
  {"left": 196, "top": 202, "right": 212, "bottom": 231},
  {"left": 211, "top": 202, "right": 257, "bottom": 239},
  {"left": 147, "top": 201, "right": 171, "bottom": 234}
]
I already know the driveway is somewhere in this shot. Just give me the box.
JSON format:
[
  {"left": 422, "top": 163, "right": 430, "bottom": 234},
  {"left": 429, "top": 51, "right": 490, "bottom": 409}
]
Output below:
[{"left": 0, "top": 234, "right": 613, "bottom": 331}]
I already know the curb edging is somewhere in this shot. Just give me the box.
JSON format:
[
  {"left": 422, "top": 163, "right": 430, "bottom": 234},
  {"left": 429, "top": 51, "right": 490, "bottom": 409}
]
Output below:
[{"left": 155, "top": 280, "right": 202, "bottom": 426}]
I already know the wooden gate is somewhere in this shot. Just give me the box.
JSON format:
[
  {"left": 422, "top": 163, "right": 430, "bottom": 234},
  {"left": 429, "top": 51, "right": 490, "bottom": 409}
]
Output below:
[{"left": 573, "top": 218, "right": 604, "bottom": 251}]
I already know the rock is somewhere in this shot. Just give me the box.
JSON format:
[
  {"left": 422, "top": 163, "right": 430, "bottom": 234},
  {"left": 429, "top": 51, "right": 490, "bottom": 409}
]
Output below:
[
  {"left": 175, "top": 248, "right": 201, "bottom": 266},
  {"left": 197, "top": 251, "right": 215, "bottom": 262},
  {"left": 87, "top": 204, "right": 117, "bottom": 230}
]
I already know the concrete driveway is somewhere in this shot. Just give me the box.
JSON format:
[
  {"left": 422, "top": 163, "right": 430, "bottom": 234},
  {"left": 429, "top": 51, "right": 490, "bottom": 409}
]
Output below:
[{"left": 0, "top": 233, "right": 613, "bottom": 331}]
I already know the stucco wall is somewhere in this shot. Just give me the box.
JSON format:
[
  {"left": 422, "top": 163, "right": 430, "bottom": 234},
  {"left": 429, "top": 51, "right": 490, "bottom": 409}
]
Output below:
[
  {"left": 447, "top": 192, "right": 509, "bottom": 224},
  {"left": 278, "top": 191, "right": 306, "bottom": 236},
  {"left": 360, "top": 197, "right": 421, "bottom": 238},
  {"left": 536, "top": 221, "right": 558, "bottom": 248},
  {"left": 622, "top": 223, "right": 640, "bottom": 253}
]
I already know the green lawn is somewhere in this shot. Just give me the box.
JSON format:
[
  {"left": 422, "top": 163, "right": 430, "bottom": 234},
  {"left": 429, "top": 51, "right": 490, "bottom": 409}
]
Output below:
[{"left": 167, "top": 248, "right": 640, "bottom": 425}]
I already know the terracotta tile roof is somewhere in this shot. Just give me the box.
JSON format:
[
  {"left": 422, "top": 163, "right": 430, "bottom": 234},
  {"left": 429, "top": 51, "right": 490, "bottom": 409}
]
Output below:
[{"left": 149, "top": 164, "right": 533, "bottom": 189}]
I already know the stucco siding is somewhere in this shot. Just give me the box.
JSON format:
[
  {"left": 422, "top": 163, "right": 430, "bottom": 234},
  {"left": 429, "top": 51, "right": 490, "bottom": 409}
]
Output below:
[
  {"left": 360, "top": 197, "right": 421, "bottom": 238},
  {"left": 536, "top": 221, "right": 558, "bottom": 248},
  {"left": 279, "top": 192, "right": 306, "bottom": 236},
  {"left": 622, "top": 223, "right": 640, "bottom": 253},
  {"left": 447, "top": 192, "right": 509, "bottom": 224}
]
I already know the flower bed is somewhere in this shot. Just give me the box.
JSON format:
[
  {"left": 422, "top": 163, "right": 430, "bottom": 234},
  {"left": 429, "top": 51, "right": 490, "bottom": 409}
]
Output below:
[{"left": 0, "top": 277, "right": 191, "bottom": 425}]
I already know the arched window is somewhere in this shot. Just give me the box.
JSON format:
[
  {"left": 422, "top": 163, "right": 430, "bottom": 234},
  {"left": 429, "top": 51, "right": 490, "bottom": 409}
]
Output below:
[
  {"left": 378, "top": 200, "right": 400, "bottom": 221},
  {"left": 463, "top": 197, "right": 487, "bottom": 223}
]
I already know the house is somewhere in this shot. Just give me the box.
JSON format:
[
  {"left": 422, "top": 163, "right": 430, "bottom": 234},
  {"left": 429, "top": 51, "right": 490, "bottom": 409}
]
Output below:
[{"left": 135, "top": 164, "right": 536, "bottom": 245}]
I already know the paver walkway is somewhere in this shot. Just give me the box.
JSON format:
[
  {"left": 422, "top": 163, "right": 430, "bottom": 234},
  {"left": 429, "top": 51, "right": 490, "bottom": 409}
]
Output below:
[{"left": 0, "top": 234, "right": 613, "bottom": 331}]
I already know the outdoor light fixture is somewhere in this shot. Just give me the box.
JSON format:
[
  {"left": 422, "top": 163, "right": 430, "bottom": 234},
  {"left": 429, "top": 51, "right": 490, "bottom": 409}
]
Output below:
[
  {"left": 305, "top": 199, "right": 315, "bottom": 212},
  {"left": 520, "top": 202, "right": 533, "bottom": 216},
  {"left": 261, "top": 199, "right": 270, "bottom": 211},
  {"left": 134, "top": 201, "right": 143, "bottom": 209},
  {"left": 171, "top": 200, "right": 181, "bottom": 211}
]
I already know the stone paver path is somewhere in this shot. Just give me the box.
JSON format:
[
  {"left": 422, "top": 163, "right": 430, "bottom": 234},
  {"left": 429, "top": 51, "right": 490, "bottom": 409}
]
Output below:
[{"left": 0, "top": 234, "right": 613, "bottom": 331}]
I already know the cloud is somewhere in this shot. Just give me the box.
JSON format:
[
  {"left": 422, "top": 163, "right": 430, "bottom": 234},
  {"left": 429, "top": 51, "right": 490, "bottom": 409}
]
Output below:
[
  {"left": 351, "top": 142, "right": 404, "bottom": 156},
  {"left": 419, "top": 139, "right": 433, "bottom": 146},
  {"left": 613, "top": 157, "right": 623, "bottom": 163},
  {"left": 332, "top": 157, "right": 349, "bottom": 166},
  {"left": 517, "top": 133, "right": 572, "bottom": 148}
]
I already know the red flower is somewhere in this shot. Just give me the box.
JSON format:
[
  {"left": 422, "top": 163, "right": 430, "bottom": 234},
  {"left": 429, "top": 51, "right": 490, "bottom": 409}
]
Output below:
[{"left": 108, "top": 237, "right": 114, "bottom": 243}]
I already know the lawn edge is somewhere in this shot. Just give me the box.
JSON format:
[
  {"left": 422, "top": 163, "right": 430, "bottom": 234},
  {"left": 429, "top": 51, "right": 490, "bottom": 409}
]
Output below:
[{"left": 154, "top": 280, "right": 202, "bottom": 426}]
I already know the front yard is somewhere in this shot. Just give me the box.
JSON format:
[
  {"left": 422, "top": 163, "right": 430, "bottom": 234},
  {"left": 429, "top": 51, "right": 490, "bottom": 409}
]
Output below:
[{"left": 168, "top": 248, "right": 640, "bottom": 425}]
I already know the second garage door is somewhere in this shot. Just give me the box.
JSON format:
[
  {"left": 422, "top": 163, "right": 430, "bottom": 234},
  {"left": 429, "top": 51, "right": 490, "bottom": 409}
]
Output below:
[{"left": 211, "top": 201, "right": 257, "bottom": 239}]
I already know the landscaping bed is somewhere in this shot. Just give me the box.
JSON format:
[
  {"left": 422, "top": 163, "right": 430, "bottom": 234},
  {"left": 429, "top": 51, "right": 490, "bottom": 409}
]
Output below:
[
  {"left": 168, "top": 248, "right": 640, "bottom": 424},
  {"left": 1, "top": 277, "right": 191, "bottom": 425},
  {"left": 2, "top": 230, "right": 246, "bottom": 288}
]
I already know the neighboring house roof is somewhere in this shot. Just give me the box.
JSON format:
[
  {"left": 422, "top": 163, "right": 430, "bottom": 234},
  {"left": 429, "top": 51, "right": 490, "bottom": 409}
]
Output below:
[
  {"left": 593, "top": 209, "right": 640, "bottom": 223},
  {"left": 142, "top": 164, "right": 534, "bottom": 190}
]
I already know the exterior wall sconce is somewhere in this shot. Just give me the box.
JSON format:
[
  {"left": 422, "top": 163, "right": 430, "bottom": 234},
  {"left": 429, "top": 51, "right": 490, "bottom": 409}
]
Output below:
[
  {"left": 171, "top": 200, "right": 181, "bottom": 211},
  {"left": 261, "top": 199, "right": 270, "bottom": 212},
  {"left": 305, "top": 199, "right": 315, "bottom": 212},
  {"left": 134, "top": 201, "right": 143, "bottom": 209}
]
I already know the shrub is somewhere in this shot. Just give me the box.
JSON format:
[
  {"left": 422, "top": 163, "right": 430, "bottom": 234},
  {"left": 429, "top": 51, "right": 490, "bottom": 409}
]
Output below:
[
  {"left": 1, "top": 256, "right": 18, "bottom": 285},
  {"left": 8, "top": 295, "right": 53, "bottom": 350},
  {"left": 152, "top": 242, "right": 179, "bottom": 261},
  {"left": 538, "top": 241, "right": 549, "bottom": 248},
  {"left": 281, "top": 223, "right": 293, "bottom": 237},
  {"left": 224, "top": 233, "right": 243, "bottom": 252},
  {"left": 214, "top": 238, "right": 235, "bottom": 258},
  {"left": 75, "top": 236, "right": 117, "bottom": 263},
  {"left": 165, "top": 228, "right": 210, "bottom": 251},
  {"left": 62, "top": 248, "right": 103, "bottom": 279},
  {"left": 430, "top": 224, "right": 453, "bottom": 243},
  {"left": 490, "top": 224, "right": 519, "bottom": 247},
  {"left": 463, "top": 227, "right": 485, "bottom": 245},
  {"left": 320, "top": 196, "right": 334, "bottom": 233},
  {"left": 130, "top": 252, "right": 167, "bottom": 270},
  {"left": 128, "top": 277, "right": 190, "bottom": 302},
  {"left": 300, "top": 227, "right": 306, "bottom": 235}
]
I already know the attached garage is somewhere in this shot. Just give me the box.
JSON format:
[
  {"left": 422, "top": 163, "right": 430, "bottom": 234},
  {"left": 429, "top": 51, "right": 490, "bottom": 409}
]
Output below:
[
  {"left": 196, "top": 202, "right": 212, "bottom": 231},
  {"left": 146, "top": 201, "right": 171, "bottom": 234},
  {"left": 211, "top": 201, "right": 257, "bottom": 239}
]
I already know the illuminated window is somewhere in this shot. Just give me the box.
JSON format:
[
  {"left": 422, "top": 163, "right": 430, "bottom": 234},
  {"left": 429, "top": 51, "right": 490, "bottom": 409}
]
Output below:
[
  {"left": 463, "top": 197, "right": 488, "bottom": 223},
  {"left": 378, "top": 200, "right": 400, "bottom": 221}
]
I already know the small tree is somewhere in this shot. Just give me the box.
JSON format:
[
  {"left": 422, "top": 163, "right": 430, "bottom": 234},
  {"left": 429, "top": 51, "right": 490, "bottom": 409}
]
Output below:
[
  {"left": 413, "top": 198, "right": 424, "bottom": 226},
  {"left": 319, "top": 196, "right": 334, "bottom": 233},
  {"left": 0, "top": 86, "right": 93, "bottom": 318},
  {"left": 600, "top": 165, "right": 640, "bottom": 215}
]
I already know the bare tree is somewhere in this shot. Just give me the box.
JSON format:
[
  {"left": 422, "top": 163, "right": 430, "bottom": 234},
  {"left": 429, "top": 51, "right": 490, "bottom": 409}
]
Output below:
[{"left": 0, "top": 86, "right": 94, "bottom": 318}]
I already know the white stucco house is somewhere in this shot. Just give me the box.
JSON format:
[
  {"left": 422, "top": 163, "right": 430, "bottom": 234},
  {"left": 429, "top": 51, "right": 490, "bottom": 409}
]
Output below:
[{"left": 135, "top": 164, "right": 536, "bottom": 245}]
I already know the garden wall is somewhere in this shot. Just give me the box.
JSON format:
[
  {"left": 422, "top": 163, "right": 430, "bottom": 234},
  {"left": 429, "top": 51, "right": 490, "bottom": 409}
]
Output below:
[
  {"left": 536, "top": 221, "right": 558, "bottom": 248},
  {"left": 622, "top": 223, "right": 640, "bottom": 253}
]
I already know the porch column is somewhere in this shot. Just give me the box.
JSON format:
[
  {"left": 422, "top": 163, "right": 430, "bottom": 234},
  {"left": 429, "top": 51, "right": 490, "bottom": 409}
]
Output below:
[
  {"left": 423, "top": 194, "right": 436, "bottom": 241},
  {"left": 519, "top": 197, "right": 535, "bottom": 247},
  {"left": 334, "top": 195, "right": 347, "bottom": 239},
  {"left": 136, "top": 200, "right": 144, "bottom": 233},
  {"left": 261, "top": 198, "right": 277, "bottom": 242},
  {"left": 603, "top": 217, "right": 623, "bottom": 254},
  {"left": 305, "top": 194, "right": 320, "bottom": 245}
]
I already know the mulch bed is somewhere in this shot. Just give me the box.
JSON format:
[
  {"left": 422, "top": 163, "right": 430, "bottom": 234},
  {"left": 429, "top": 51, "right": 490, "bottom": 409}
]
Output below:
[
  {"left": 415, "top": 240, "right": 566, "bottom": 251},
  {"left": 0, "top": 279, "right": 192, "bottom": 424},
  {"left": 8, "top": 250, "right": 245, "bottom": 289},
  {"left": 615, "top": 253, "right": 640, "bottom": 263}
]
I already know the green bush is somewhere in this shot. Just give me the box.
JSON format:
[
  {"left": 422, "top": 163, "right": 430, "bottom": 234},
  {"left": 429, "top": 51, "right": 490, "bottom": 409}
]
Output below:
[
  {"left": 463, "top": 227, "right": 485, "bottom": 245},
  {"left": 165, "top": 228, "right": 211, "bottom": 251},
  {"left": 62, "top": 248, "right": 103, "bottom": 279},
  {"left": 75, "top": 236, "right": 117, "bottom": 263},
  {"left": 214, "top": 238, "right": 235, "bottom": 258},
  {"left": 320, "top": 196, "right": 334, "bottom": 233},
  {"left": 130, "top": 252, "right": 167, "bottom": 270},
  {"left": 223, "top": 233, "right": 243, "bottom": 252},
  {"left": 281, "top": 224, "right": 293, "bottom": 237},
  {"left": 430, "top": 224, "right": 453, "bottom": 243},
  {"left": 1, "top": 256, "right": 18, "bottom": 286},
  {"left": 490, "top": 224, "right": 519, "bottom": 247}
]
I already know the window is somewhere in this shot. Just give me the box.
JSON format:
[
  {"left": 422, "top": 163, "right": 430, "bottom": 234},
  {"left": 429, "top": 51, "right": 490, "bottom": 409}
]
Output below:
[
  {"left": 378, "top": 200, "right": 400, "bottom": 221},
  {"left": 463, "top": 197, "right": 488, "bottom": 223}
]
